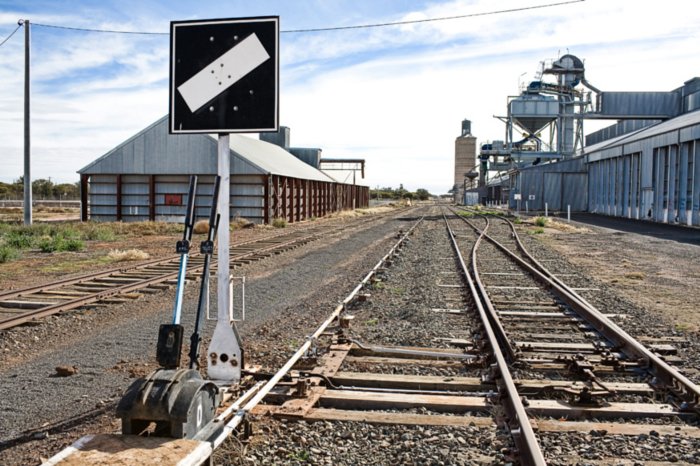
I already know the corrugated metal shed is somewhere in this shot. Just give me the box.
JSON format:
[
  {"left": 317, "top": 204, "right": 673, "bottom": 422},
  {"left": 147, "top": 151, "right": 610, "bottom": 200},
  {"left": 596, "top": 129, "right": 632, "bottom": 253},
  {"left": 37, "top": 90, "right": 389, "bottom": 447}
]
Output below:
[
  {"left": 77, "top": 116, "right": 369, "bottom": 224},
  {"left": 79, "top": 116, "right": 333, "bottom": 182},
  {"left": 511, "top": 157, "right": 587, "bottom": 212},
  {"left": 585, "top": 109, "right": 700, "bottom": 226},
  {"left": 585, "top": 109, "right": 700, "bottom": 163}
]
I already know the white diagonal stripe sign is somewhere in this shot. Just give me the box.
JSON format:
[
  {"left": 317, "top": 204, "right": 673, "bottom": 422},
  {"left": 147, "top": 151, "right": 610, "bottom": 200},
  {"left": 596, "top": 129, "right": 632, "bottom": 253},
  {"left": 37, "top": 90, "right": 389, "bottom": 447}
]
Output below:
[{"left": 178, "top": 33, "right": 270, "bottom": 113}]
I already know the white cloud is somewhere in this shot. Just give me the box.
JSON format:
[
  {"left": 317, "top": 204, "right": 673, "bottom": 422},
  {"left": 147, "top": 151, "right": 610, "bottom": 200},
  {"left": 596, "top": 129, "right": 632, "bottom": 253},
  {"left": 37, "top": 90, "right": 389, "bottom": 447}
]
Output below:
[{"left": 0, "top": 0, "right": 699, "bottom": 196}]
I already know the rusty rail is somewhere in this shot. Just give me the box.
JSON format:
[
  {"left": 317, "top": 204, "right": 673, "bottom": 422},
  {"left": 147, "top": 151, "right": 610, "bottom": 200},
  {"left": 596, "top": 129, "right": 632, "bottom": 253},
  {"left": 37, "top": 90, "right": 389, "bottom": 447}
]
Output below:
[
  {"left": 0, "top": 211, "right": 402, "bottom": 330},
  {"left": 444, "top": 212, "right": 546, "bottom": 466},
  {"left": 455, "top": 207, "right": 700, "bottom": 410}
]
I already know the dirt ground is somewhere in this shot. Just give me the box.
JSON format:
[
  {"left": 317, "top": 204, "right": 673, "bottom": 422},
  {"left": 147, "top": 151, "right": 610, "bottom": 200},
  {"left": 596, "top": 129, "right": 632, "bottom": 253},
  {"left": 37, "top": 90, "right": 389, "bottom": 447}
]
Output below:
[
  {"left": 2, "top": 208, "right": 697, "bottom": 334},
  {"left": 525, "top": 217, "right": 700, "bottom": 333}
]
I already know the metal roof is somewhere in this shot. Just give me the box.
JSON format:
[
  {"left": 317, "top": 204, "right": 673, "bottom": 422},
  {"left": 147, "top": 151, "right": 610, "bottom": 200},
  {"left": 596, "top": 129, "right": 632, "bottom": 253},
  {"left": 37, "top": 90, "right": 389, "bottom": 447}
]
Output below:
[
  {"left": 583, "top": 108, "right": 700, "bottom": 155},
  {"left": 229, "top": 134, "right": 333, "bottom": 182},
  {"left": 79, "top": 116, "right": 335, "bottom": 183}
]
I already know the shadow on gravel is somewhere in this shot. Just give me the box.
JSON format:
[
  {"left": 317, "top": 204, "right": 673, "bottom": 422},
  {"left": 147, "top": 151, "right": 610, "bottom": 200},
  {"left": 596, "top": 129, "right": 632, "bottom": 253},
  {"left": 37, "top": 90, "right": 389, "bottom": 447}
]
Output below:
[
  {"left": 0, "top": 403, "right": 115, "bottom": 453},
  {"left": 397, "top": 215, "right": 444, "bottom": 222},
  {"left": 566, "top": 213, "right": 700, "bottom": 247}
]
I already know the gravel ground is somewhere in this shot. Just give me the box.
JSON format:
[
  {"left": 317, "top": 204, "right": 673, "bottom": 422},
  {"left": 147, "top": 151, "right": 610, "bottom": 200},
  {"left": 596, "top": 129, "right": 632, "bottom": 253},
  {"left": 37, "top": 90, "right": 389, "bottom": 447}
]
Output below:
[
  {"left": 231, "top": 419, "right": 506, "bottom": 465},
  {"left": 2, "top": 206, "right": 700, "bottom": 465},
  {"left": 241, "top": 209, "right": 511, "bottom": 465},
  {"left": 0, "top": 209, "right": 411, "bottom": 465},
  {"left": 516, "top": 216, "right": 700, "bottom": 383}
]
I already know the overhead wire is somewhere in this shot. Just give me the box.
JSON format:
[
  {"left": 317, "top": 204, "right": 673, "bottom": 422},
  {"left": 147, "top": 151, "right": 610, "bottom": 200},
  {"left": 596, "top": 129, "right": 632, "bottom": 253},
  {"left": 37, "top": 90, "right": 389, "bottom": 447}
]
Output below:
[
  {"left": 27, "top": 0, "right": 583, "bottom": 36},
  {"left": 0, "top": 23, "right": 22, "bottom": 48}
]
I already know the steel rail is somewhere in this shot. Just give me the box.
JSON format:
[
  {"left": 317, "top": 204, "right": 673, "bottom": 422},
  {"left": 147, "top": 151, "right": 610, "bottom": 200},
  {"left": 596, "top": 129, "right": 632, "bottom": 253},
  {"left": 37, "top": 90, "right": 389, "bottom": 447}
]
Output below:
[
  {"left": 443, "top": 211, "right": 546, "bottom": 466},
  {"left": 460, "top": 210, "right": 700, "bottom": 407},
  {"left": 202, "top": 215, "right": 425, "bottom": 450},
  {"left": 0, "top": 227, "right": 326, "bottom": 301},
  {"left": 0, "top": 211, "right": 401, "bottom": 330},
  {"left": 39, "top": 209, "right": 420, "bottom": 466},
  {"left": 462, "top": 217, "right": 519, "bottom": 362}
]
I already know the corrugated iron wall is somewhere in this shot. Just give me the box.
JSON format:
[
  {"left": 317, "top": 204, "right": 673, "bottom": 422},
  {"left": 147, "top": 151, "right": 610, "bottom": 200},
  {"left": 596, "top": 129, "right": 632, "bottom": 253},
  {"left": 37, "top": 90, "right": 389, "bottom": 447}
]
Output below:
[
  {"left": 82, "top": 174, "right": 369, "bottom": 224},
  {"left": 510, "top": 157, "right": 587, "bottom": 212},
  {"left": 266, "top": 174, "right": 368, "bottom": 223},
  {"left": 587, "top": 138, "right": 700, "bottom": 226}
]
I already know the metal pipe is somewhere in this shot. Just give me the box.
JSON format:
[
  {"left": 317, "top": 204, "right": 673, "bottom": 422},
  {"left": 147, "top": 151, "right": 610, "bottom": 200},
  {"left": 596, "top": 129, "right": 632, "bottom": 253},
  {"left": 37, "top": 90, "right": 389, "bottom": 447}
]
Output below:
[
  {"left": 349, "top": 339, "right": 476, "bottom": 360},
  {"left": 22, "top": 19, "right": 31, "bottom": 226},
  {"left": 217, "top": 135, "right": 231, "bottom": 325}
]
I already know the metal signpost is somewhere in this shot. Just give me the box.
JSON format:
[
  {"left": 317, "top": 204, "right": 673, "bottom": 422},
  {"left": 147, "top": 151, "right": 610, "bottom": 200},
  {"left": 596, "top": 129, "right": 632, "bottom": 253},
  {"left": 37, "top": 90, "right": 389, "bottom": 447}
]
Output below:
[{"left": 170, "top": 16, "right": 279, "bottom": 382}]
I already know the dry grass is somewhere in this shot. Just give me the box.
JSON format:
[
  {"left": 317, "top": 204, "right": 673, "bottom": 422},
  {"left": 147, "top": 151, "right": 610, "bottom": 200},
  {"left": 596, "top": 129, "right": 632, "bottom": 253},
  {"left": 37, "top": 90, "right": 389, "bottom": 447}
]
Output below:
[
  {"left": 231, "top": 217, "right": 254, "bottom": 229},
  {"left": 193, "top": 220, "right": 211, "bottom": 234},
  {"left": 542, "top": 219, "right": 590, "bottom": 233},
  {"left": 330, "top": 205, "right": 398, "bottom": 219},
  {"left": 107, "top": 249, "right": 150, "bottom": 261},
  {"left": 623, "top": 271, "right": 646, "bottom": 280}
]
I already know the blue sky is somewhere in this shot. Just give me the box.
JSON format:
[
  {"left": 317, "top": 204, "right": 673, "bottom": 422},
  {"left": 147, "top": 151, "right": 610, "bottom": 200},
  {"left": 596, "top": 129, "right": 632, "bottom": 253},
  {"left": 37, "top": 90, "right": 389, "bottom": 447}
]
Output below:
[{"left": 0, "top": 0, "right": 698, "bottom": 194}]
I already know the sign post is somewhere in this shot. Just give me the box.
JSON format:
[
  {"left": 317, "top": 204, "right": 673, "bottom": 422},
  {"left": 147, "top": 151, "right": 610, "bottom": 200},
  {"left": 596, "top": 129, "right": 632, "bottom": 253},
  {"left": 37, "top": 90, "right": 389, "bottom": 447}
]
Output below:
[{"left": 170, "top": 16, "right": 279, "bottom": 382}]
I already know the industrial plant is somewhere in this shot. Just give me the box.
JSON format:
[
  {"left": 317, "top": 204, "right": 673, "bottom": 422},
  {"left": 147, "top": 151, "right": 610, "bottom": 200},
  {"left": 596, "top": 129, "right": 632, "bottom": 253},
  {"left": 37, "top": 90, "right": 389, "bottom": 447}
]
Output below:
[{"left": 458, "top": 53, "right": 700, "bottom": 227}]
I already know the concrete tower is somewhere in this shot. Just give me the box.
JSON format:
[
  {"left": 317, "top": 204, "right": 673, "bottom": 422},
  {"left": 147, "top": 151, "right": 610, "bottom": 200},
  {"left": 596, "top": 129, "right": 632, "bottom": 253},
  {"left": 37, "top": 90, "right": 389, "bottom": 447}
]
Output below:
[{"left": 454, "top": 119, "right": 477, "bottom": 203}]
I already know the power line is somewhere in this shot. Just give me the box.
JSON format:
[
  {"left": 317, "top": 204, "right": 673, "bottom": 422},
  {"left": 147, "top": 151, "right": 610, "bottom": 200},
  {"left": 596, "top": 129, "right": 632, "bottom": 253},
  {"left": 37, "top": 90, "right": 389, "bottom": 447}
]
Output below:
[
  {"left": 28, "top": 1, "right": 583, "bottom": 36},
  {"left": 0, "top": 23, "right": 22, "bottom": 48},
  {"left": 283, "top": 1, "right": 585, "bottom": 33}
]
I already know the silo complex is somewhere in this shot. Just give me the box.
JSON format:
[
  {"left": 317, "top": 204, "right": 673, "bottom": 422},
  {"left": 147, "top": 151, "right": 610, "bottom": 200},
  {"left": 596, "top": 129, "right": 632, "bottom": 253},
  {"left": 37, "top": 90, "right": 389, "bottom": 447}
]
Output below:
[{"left": 454, "top": 119, "right": 477, "bottom": 203}]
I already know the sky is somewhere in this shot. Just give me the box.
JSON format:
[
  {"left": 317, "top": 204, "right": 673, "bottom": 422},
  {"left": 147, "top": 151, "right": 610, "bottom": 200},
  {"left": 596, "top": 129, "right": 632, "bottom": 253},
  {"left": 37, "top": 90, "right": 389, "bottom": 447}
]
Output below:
[{"left": 0, "top": 0, "right": 698, "bottom": 194}]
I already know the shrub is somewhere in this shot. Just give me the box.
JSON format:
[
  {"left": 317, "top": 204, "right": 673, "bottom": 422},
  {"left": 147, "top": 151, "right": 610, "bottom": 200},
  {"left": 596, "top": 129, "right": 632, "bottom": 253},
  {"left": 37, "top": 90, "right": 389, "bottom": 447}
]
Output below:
[
  {"left": 534, "top": 217, "right": 547, "bottom": 227},
  {"left": 530, "top": 228, "right": 544, "bottom": 235},
  {"left": 193, "top": 220, "right": 211, "bottom": 235},
  {"left": 0, "top": 245, "right": 19, "bottom": 263},
  {"left": 38, "top": 235, "right": 59, "bottom": 252},
  {"left": 6, "top": 231, "right": 33, "bottom": 249},
  {"left": 80, "top": 223, "right": 116, "bottom": 241},
  {"left": 108, "top": 249, "right": 150, "bottom": 261},
  {"left": 63, "top": 238, "right": 85, "bottom": 251},
  {"left": 272, "top": 218, "right": 287, "bottom": 228},
  {"left": 38, "top": 234, "right": 84, "bottom": 252}
]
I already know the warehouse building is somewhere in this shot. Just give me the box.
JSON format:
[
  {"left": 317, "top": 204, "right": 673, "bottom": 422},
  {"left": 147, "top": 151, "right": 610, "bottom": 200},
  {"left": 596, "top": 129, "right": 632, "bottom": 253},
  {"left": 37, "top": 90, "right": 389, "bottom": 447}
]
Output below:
[
  {"left": 485, "top": 52, "right": 700, "bottom": 226},
  {"left": 78, "top": 116, "right": 369, "bottom": 224},
  {"left": 585, "top": 107, "right": 700, "bottom": 226}
]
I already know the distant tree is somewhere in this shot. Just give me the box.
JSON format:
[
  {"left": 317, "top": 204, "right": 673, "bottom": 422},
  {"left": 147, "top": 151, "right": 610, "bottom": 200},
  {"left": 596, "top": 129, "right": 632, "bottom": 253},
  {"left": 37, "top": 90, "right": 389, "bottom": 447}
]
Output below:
[
  {"left": 415, "top": 188, "right": 431, "bottom": 200},
  {"left": 32, "top": 179, "right": 54, "bottom": 199},
  {"left": 53, "top": 183, "right": 80, "bottom": 199}
]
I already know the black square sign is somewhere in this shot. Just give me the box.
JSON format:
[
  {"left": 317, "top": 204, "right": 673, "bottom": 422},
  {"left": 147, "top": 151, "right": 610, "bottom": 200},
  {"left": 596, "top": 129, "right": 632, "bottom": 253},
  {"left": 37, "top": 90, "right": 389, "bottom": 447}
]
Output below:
[{"left": 169, "top": 16, "right": 279, "bottom": 134}]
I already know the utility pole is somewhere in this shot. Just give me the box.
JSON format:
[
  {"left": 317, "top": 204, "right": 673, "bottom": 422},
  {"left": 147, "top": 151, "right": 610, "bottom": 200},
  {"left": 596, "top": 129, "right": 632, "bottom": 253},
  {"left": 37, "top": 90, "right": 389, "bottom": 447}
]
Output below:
[{"left": 21, "top": 19, "right": 32, "bottom": 225}]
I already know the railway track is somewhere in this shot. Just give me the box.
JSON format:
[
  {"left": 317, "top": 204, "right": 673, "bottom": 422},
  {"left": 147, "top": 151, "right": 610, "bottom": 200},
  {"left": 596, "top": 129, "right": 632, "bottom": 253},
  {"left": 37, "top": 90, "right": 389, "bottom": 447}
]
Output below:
[
  {"left": 0, "top": 210, "right": 400, "bottom": 331},
  {"left": 246, "top": 207, "right": 700, "bottom": 464},
  {"left": 42, "top": 205, "right": 700, "bottom": 464},
  {"left": 450, "top": 207, "right": 700, "bottom": 463}
]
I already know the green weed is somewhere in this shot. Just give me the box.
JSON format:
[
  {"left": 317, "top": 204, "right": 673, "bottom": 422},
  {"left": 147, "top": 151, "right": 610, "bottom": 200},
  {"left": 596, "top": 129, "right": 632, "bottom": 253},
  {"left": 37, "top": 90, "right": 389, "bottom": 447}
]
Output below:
[
  {"left": 288, "top": 450, "right": 310, "bottom": 461},
  {"left": 0, "top": 245, "right": 19, "bottom": 263}
]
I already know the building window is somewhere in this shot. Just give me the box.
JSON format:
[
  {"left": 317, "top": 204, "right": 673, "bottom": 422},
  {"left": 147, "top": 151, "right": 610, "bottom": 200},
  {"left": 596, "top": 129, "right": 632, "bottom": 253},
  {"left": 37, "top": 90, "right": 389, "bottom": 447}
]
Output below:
[{"left": 164, "top": 194, "right": 183, "bottom": 206}]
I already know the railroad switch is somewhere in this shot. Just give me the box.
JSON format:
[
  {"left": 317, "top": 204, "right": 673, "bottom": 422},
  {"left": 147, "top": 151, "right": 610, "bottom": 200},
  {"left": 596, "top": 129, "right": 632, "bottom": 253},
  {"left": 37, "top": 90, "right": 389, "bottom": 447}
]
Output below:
[
  {"left": 567, "top": 354, "right": 594, "bottom": 374},
  {"left": 599, "top": 350, "right": 621, "bottom": 369},
  {"left": 294, "top": 377, "right": 312, "bottom": 397},
  {"left": 117, "top": 176, "right": 244, "bottom": 441},
  {"left": 339, "top": 314, "right": 354, "bottom": 328}
]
